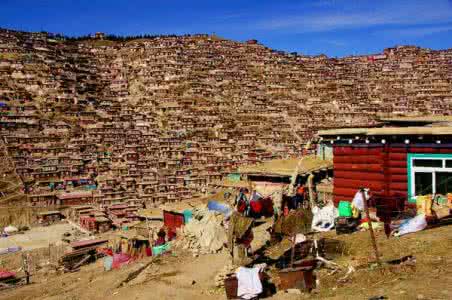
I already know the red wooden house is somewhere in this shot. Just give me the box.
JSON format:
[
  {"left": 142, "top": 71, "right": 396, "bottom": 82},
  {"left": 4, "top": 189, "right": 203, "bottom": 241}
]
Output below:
[
  {"left": 318, "top": 116, "right": 452, "bottom": 205},
  {"left": 163, "top": 210, "right": 185, "bottom": 230}
]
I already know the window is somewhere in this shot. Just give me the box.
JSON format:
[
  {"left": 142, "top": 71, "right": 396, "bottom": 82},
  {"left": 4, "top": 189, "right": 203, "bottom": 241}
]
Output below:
[
  {"left": 414, "top": 172, "right": 433, "bottom": 195},
  {"left": 409, "top": 154, "right": 452, "bottom": 199},
  {"left": 413, "top": 159, "right": 442, "bottom": 168},
  {"left": 436, "top": 172, "right": 452, "bottom": 195}
]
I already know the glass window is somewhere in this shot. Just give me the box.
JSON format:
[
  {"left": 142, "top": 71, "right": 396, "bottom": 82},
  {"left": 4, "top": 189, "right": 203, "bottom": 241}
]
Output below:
[
  {"left": 415, "top": 172, "right": 432, "bottom": 195},
  {"left": 446, "top": 160, "right": 452, "bottom": 168},
  {"left": 413, "top": 159, "right": 442, "bottom": 168},
  {"left": 436, "top": 172, "right": 452, "bottom": 195}
]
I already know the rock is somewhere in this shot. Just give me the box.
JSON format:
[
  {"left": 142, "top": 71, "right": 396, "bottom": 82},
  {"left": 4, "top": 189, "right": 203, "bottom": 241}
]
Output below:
[
  {"left": 179, "top": 209, "right": 228, "bottom": 254},
  {"left": 286, "top": 289, "right": 302, "bottom": 294}
]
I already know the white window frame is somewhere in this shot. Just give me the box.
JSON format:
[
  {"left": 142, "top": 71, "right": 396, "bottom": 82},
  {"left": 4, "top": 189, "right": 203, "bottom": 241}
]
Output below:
[{"left": 409, "top": 154, "right": 452, "bottom": 199}]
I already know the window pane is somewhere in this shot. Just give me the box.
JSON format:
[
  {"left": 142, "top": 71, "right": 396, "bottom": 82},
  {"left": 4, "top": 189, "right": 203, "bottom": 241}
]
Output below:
[
  {"left": 415, "top": 172, "right": 432, "bottom": 195},
  {"left": 436, "top": 172, "right": 452, "bottom": 195},
  {"left": 446, "top": 160, "right": 452, "bottom": 168},
  {"left": 413, "top": 159, "right": 442, "bottom": 168}
]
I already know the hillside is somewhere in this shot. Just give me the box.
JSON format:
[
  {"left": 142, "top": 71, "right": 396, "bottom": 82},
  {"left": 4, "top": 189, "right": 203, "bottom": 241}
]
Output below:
[{"left": 1, "top": 28, "right": 452, "bottom": 204}]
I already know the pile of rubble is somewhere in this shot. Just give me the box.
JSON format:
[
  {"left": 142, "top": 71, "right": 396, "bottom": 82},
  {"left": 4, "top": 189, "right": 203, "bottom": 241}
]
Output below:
[
  {"left": 173, "top": 208, "right": 228, "bottom": 255},
  {"left": 214, "top": 262, "right": 236, "bottom": 287}
]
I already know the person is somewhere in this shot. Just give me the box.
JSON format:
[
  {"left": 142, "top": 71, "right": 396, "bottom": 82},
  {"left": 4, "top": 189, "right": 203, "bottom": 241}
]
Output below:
[
  {"left": 155, "top": 228, "right": 166, "bottom": 246},
  {"left": 283, "top": 204, "right": 289, "bottom": 217},
  {"left": 293, "top": 184, "right": 306, "bottom": 208},
  {"left": 235, "top": 188, "right": 249, "bottom": 214}
]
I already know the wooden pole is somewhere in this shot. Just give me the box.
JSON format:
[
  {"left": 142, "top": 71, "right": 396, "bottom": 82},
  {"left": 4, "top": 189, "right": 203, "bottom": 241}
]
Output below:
[
  {"left": 290, "top": 234, "right": 296, "bottom": 268},
  {"left": 21, "top": 253, "right": 30, "bottom": 284},
  {"left": 360, "top": 188, "right": 381, "bottom": 265},
  {"left": 307, "top": 173, "right": 315, "bottom": 208}
]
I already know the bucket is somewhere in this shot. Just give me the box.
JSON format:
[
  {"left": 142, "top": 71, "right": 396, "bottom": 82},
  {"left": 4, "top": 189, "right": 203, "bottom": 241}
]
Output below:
[
  {"left": 277, "top": 267, "right": 315, "bottom": 292},
  {"left": 338, "top": 201, "right": 352, "bottom": 217},
  {"left": 103, "top": 256, "right": 113, "bottom": 271}
]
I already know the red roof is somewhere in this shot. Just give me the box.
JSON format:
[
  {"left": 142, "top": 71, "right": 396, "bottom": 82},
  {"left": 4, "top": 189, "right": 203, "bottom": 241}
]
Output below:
[{"left": 70, "top": 238, "right": 108, "bottom": 249}]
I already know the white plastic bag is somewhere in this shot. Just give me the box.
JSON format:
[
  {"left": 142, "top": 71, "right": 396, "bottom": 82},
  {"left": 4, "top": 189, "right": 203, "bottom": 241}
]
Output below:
[
  {"left": 311, "top": 203, "right": 338, "bottom": 232},
  {"left": 352, "top": 189, "right": 368, "bottom": 211},
  {"left": 394, "top": 214, "right": 427, "bottom": 237},
  {"left": 3, "top": 225, "right": 18, "bottom": 234}
]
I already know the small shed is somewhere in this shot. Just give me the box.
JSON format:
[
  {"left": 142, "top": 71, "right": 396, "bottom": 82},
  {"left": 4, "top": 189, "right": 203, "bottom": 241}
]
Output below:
[
  {"left": 318, "top": 116, "right": 452, "bottom": 204},
  {"left": 163, "top": 210, "right": 185, "bottom": 230}
]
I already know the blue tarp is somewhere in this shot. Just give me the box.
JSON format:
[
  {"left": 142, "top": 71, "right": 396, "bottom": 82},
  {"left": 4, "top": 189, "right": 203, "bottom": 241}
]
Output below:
[
  {"left": 183, "top": 209, "right": 193, "bottom": 223},
  {"left": 207, "top": 201, "right": 232, "bottom": 217},
  {"left": 152, "top": 243, "right": 170, "bottom": 256}
]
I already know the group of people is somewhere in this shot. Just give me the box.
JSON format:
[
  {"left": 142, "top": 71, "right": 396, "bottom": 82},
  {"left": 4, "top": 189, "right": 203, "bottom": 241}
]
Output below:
[
  {"left": 234, "top": 184, "right": 309, "bottom": 219},
  {"left": 281, "top": 185, "right": 308, "bottom": 216}
]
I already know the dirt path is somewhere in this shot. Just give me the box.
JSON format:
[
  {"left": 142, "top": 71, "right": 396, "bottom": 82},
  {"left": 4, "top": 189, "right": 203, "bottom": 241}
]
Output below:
[
  {"left": 2, "top": 224, "right": 452, "bottom": 300},
  {"left": 0, "top": 251, "right": 231, "bottom": 300}
]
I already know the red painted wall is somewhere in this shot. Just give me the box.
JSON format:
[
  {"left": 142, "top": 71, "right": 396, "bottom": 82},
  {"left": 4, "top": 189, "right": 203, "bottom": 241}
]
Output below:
[
  {"left": 163, "top": 210, "right": 185, "bottom": 230},
  {"left": 332, "top": 144, "right": 452, "bottom": 204}
]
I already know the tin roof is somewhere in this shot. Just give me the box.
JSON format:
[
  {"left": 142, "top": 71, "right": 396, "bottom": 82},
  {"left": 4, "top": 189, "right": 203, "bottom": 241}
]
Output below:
[
  {"left": 238, "top": 155, "right": 332, "bottom": 177},
  {"left": 136, "top": 208, "right": 163, "bottom": 219}
]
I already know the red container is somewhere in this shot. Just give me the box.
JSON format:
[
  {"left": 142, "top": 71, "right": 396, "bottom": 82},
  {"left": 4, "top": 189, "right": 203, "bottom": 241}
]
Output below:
[{"left": 277, "top": 267, "right": 315, "bottom": 292}]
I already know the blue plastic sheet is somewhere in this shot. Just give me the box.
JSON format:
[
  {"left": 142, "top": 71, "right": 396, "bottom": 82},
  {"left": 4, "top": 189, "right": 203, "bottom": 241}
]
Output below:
[
  {"left": 152, "top": 243, "right": 170, "bottom": 256},
  {"left": 183, "top": 209, "right": 193, "bottom": 223},
  {"left": 207, "top": 201, "right": 232, "bottom": 217}
]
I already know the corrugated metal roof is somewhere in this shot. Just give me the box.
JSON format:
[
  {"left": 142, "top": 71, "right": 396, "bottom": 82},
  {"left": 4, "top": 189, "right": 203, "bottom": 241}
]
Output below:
[
  {"left": 136, "top": 208, "right": 163, "bottom": 219},
  {"left": 238, "top": 155, "right": 332, "bottom": 177}
]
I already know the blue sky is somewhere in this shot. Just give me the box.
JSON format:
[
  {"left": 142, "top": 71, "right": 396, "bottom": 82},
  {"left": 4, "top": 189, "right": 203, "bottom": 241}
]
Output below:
[{"left": 1, "top": 0, "right": 452, "bottom": 57}]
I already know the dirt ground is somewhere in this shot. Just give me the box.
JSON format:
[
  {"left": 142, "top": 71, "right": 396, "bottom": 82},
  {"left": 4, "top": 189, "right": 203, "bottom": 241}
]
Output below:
[
  {"left": 0, "top": 223, "right": 75, "bottom": 250},
  {"left": 1, "top": 224, "right": 452, "bottom": 300}
]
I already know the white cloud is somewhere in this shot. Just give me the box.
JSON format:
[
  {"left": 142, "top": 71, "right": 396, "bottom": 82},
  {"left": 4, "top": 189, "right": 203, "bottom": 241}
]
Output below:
[
  {"left": 256, "top": 0, "right": 452, "bottom": 32},
  {"left": 379, "top": 24, "right": 452, "bottom": 37}
]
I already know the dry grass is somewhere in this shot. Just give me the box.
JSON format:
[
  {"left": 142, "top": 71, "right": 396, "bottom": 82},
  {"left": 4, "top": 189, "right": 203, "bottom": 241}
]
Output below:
[{"left": 311, "top": 225, "right": 452, "bottom": 299}]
